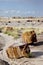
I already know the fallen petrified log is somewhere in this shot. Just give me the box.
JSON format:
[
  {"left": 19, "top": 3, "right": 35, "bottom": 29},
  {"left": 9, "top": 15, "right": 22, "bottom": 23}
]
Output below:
[
  {"left": 22, "top": 30, "right": 37, "bottom": 45},
  {"left": 6, "top": 44, "right": 30, "bottom": 59}
]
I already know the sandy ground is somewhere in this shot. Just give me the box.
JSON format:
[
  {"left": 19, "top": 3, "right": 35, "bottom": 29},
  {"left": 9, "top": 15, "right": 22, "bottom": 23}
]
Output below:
[
  {"left": 10, "top": 33, "right": 43, "bottom": 65},
  {"left": 0, "top": 33, "right": 43, "bottom": 65}
]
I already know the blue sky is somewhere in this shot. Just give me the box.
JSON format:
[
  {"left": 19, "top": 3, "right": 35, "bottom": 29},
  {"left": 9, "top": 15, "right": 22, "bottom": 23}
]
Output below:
[{"left": 0, "top": 0, "right": 43, "bottom": 17}]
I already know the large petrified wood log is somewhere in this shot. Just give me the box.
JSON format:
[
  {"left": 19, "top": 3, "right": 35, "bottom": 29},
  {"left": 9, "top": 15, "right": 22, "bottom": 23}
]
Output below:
[
  {"left": 22, "top": 30, "right": 37, "bottom": 44},
  {"left": 6, "top": 44, "right": 30, "bottom": 59}
]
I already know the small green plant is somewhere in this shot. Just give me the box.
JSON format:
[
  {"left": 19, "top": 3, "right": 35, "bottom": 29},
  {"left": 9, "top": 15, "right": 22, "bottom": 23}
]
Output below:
[{"left": 27, "top": 52, "right": 35, "bottom": 58}]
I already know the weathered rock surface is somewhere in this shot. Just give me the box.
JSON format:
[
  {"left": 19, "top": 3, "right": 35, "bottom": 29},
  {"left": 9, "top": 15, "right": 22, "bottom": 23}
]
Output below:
[{"left": 0, "top": 59, "right": 9, "bottom": 65}]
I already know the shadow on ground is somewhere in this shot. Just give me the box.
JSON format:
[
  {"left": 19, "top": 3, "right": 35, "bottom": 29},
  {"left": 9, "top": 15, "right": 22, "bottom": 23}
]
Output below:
[
  {"left": 31, "top": 41, "right": 43, "bottom": 46},
  {"left": 32, "top": 51, "right": 43, "bottom": 58}
]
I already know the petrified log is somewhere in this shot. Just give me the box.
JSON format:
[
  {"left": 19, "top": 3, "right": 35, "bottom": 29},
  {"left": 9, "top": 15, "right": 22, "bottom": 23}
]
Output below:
[
  {"left": 6, "top": 44, "right": 30, "bottom": 59},
  {"left": 22, "top": 30, "right": 37, "bottom": 44}
]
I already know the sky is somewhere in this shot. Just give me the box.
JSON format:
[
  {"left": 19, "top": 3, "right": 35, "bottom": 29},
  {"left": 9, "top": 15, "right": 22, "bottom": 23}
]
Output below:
[{"left": 0, "top": 0, "right": 43, "bottom": 17}]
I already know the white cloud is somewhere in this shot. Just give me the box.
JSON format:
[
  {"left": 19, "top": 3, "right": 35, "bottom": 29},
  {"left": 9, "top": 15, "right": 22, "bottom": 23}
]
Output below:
[
  {"left": 0, "top": 9, "right": 38, "bottom": 17},
  {"left": 32, "top": 11, "right": 35, "bottom": 14},
  {"left": 25, "top": 11, "right": 31, "bottom": 14},
  {"left": 4, "top": 10, "right": 9, "bottom": 14},
  {"left": 0, "top": 10, "right": 16, "bottom": 14},
  {"left": 16, "top": 10, "right": 20, "bottom": 13},
  {"left": 0, "top": 9, "right": 20, "bottom": 16},
  {"left": 10, "top": 10, "right": 16, "bottom": 13},
  {"left": 24, "top": 11, "right": 36, "bottom": 14}
]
